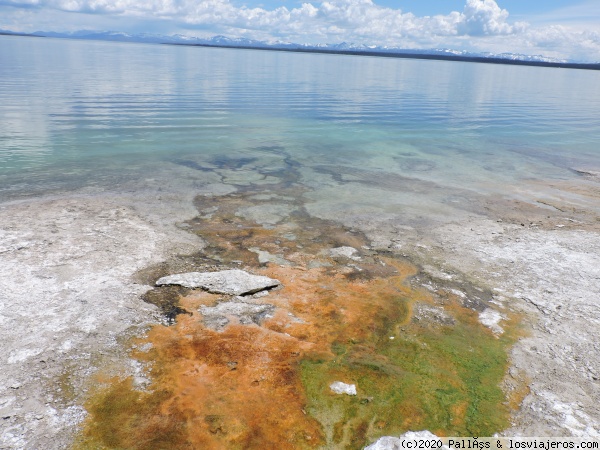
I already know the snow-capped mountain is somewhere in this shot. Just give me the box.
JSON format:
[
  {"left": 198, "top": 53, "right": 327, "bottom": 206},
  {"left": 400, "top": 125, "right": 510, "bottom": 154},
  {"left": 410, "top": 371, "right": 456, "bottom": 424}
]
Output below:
[{"left": 2, "top": 29, "right": 596, "bottom": 67}]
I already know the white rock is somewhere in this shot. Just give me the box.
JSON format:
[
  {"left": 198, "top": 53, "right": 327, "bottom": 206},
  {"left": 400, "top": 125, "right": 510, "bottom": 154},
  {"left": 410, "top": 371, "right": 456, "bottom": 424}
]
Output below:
[
  {"left": 200, "top": 302, "right": 275, "bottom": 330},
  {"left": 248, "top": 247, "right": 292, "bottom": 266},
  {"left": 365, "top": 431, "right": 448, "bottom": 450},
  {"left": 156, "top": 269, "right": 281, "bottom": 295},
  {"left": 328, "top": 246, "right": 361, "bottom": 260},
  {"left": 329, "top": 381, "right": 357, "bottom": 395}
]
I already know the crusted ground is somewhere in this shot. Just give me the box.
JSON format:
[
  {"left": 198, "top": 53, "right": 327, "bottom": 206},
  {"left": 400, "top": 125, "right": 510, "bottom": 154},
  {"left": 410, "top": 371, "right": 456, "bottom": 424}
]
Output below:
[
  {"left": 1, "top": 154, "right": 599, "bottom": 448},
  {"left": 75, "top": 186, "right": 520, "bottom": 449}
]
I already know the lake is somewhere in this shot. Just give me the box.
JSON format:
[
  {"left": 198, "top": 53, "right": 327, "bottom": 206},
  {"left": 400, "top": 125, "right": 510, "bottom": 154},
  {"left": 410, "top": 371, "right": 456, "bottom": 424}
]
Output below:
[{"left": 1, "top": 35, "right": 599, "bottom": 218}]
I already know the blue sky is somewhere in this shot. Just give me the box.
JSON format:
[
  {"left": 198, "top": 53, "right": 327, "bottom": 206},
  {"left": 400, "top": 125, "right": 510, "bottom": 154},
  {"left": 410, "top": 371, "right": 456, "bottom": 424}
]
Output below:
[
  {"left": 238, "top": 0, "right": 574, "bottom": 19},
  {"left": 1, "top": 0, "right": 600, "bottom": 61}
]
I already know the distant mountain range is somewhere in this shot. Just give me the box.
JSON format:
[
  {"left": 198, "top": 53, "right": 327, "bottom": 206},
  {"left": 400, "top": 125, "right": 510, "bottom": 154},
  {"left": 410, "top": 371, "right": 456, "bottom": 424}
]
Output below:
[{"left": 2, "top": 29, "right": 599, "bottom": 70}]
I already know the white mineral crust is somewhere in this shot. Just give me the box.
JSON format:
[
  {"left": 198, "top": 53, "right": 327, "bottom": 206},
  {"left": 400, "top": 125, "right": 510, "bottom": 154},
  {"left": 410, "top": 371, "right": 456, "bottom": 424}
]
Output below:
[{"left": 329, "top": 381, "right": 357, "bottom": 395}]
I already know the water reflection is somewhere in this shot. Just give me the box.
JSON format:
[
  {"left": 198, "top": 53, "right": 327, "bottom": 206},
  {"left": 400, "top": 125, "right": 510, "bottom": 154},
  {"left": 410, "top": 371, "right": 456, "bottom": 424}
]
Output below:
[{"left": 0, "top": 35, "right": 599, "bottom": 201}]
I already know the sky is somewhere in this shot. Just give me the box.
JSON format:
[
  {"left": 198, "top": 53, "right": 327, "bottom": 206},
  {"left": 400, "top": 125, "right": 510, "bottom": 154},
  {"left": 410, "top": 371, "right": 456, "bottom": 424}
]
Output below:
[{"left": 1, "top": 0, "right": 600, "bottom": 61}]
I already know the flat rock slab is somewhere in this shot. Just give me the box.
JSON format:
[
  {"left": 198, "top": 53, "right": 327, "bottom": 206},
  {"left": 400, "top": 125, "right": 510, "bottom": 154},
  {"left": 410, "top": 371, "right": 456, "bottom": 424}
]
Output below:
[
  {"left": 155, "top": 269, "right": 281, "bottom": 296},
  {"left": 200, "top": 302, "right": 275, "bottom": 330},
  {"left": 248, "top": 247, "right": 292, "bottom": 266},
  {"left": 327, "top": 246, "right": 361, "bottom": 261}
]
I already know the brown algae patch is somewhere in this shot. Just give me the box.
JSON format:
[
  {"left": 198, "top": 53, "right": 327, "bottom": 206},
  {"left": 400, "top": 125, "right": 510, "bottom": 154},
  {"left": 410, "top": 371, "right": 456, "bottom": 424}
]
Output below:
[{"left": 76, "top": 189, "right": 521, "bottom": 449}]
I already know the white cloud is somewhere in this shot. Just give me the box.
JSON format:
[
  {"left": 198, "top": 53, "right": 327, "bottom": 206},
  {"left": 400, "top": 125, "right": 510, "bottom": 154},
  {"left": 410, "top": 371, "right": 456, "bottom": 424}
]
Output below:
[
  {"left": 458, "top": 0, "right": 526, "bottom": 36},
  {"left": 1, "top": 0, "right": 600, "bottom": 61}
]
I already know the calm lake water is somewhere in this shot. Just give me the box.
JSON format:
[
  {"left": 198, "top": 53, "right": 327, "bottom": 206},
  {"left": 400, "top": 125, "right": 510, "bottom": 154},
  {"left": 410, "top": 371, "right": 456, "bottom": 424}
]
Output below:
[{"left": 1, "top": 35, "right": 599, "bottom": 222}]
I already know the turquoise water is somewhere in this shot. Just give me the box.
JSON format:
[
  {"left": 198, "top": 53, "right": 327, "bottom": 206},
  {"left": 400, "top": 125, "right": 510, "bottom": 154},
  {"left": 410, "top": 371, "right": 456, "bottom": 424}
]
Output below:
[{"left": 1, "top": 35, "right": 599, "bottom": 219}]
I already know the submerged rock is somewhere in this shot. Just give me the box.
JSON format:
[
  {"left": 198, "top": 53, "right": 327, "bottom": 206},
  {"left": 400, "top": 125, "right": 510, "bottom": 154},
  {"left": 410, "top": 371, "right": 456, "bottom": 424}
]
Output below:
[
  {"left": 235, "top": 203, "right": 295, "bottom": 225},
  {"left": 328, "top": 246, "right": 361, "bottom": 261},
  {"left": 200, "top": 302, "right": 275, "bottom": 330},
  {"left": 329, "top": 381, "right": 357, "bottom": 395},
  {"left": 571, "top": 167, "right": 600, "bottom": 179},
  {"left": 156, "top": 269, "right": 281, "bottom": 296},
  {"left": 248, "top": 247, "right": 292, "bottom": 266}
]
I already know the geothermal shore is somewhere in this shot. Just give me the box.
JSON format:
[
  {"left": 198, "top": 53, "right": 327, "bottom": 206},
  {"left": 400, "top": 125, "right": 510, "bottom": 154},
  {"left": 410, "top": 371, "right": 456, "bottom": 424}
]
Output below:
[{"left": 0, "top": 162, "right": 599, "bottom": 448}]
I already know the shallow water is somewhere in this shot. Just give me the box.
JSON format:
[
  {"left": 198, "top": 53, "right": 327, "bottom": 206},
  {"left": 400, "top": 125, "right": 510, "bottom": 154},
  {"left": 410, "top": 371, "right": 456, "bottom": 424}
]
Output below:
[{"left": 1, "top": 35, "right": 599, "bottom": 217}]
